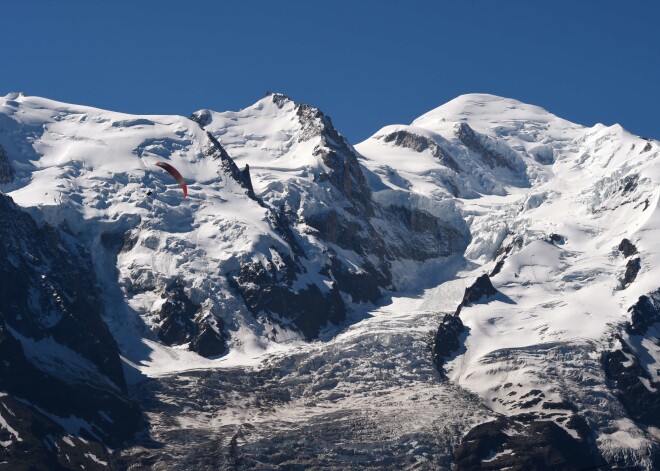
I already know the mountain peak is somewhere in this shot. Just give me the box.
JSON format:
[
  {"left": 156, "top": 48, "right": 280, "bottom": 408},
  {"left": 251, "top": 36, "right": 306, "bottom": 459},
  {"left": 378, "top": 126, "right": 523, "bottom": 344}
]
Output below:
[
  {"left": 411, "top": 93, "right": 578, "bottom": 135},
  {"left": 265, "top": 91, "right": 293, "bottom": 109}
]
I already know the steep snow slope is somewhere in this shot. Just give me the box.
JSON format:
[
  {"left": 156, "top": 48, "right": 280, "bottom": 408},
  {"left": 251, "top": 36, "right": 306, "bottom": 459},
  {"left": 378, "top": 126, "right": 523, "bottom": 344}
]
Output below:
[
  {"left": 0, "top": 92, "right": 277, "bottom": 364},
  {"left": 357, "top": 93, "right": 660, "bottom": 467}
]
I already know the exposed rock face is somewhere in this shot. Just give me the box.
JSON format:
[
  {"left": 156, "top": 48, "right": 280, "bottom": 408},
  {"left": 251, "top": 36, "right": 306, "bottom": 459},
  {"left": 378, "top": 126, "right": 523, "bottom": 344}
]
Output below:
[
  {"left": 232, "top": 254, "right": 345, "bottom": 339},
  {"left": 455, "top": 274, "right": 498, "bottom": 315},
  {"left": 456, "top": 122, "right": 524, "bottom": 174},
  {"left": 240, "top": 163, "right": 255, "bottom": 197},
  {"left": 602, "top": 290, "right": 660, "bottom": 440},
  {"left": 625, "top": 289, "right": 660, "bottom": 336},
  {"left": 190, "top": 321, "right": 226, "bottom": 357},
  {"left": 620, "top": 173, "right": 639, "bottom": 194},
  {"left": 602, "top": 335, "right": 660, "bottom": 428},
  {"left": 494, "top": 236, "right": 523, "bottom": 259},
  {"left": 383, "top": 205, "right": 468, "bottom": 261},
  {"left": 0, "top": 144, "right": 14, "bottom": 183},
  {"left": 205, "top": 132, "right": 259, "bottom": 201},
  {"left": 189, "top": 109, "right": 212, "bottom": 128},
  {"left": 432, "top": 275, "right": 501, "bottom": 376},
  {"left": 156, "top": 280, "right": 225, "bottom": 356},
  {"left": 157, "top": 281, "right": 199, "bottom": 345},
  {"left": 0, "top": 194, "right": 125, "bottom": 390},
  {"left": 490, "top": 258, "right": 506, "bottom": 276},
  {"left": 432, "top": 314, "right": 465, "bottom": 377},
  {"left": 618, "top": 238, "right": 638, "bottom": 257},
  {"left": 0, "top": 322, "right": 129, "bottom": 470},
  {"left": 548, "top": 233, "right": 565, "bottom": 245},
  {"left": 381, "top": 130, "right": 462, "bottom": 172},
  {"left": 298, "top": 103, "right": 374, "bottom": 215},
  {"left": 0, "top": 193, "right": 141, "bottom": 467},
  {"left": 453, "top": 414, "right": 603, "bottom": 471},
  {"left": 622, "top": 257, "right": 641, "bottom": 287}
]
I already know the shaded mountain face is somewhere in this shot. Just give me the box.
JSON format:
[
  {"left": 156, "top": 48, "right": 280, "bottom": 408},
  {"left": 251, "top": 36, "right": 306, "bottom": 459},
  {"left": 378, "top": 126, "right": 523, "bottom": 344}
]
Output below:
[
  {"left": 1, "top": 91, "right": 660, "bottom": 469},
  {"left": 0, "top": 193, "right": 140, "bottom": 469},
  {"left": 0, "top": 145, "right": 15, "bottom": 183}
]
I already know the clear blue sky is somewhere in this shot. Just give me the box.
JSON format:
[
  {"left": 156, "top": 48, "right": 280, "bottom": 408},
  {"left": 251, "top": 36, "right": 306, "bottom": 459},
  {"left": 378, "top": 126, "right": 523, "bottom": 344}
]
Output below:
[{"left": 2, "top": 1, "right": 658, "bottom": 142}]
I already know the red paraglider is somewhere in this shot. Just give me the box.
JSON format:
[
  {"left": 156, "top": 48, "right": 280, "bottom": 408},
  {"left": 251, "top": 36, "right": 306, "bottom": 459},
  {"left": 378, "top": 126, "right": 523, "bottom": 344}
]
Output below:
[{"left": 154, "top": 161, "right": 187, "bottom": 198}]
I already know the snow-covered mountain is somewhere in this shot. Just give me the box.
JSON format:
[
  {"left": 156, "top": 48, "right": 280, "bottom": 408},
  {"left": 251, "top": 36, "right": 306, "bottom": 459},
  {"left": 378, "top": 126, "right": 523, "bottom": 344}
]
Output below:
[{"left": 0, "top": 91, "right": 659, "bottom": 469}]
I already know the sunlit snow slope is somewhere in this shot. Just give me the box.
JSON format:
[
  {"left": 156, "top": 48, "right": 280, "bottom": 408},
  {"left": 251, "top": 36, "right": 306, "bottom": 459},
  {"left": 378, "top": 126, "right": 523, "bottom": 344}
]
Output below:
[
  {"left": 357, "top": 93, "right": 660, "bottom": 467},
  {"left": 0, "top": 92, "right": 289, "bottom": 373}
]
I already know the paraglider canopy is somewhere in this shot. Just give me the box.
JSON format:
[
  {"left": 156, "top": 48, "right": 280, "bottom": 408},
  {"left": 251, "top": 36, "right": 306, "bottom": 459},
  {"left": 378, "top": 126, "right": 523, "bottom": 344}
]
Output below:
[{"left": 154, "top": 161, "right": 187, "bottom": 198}]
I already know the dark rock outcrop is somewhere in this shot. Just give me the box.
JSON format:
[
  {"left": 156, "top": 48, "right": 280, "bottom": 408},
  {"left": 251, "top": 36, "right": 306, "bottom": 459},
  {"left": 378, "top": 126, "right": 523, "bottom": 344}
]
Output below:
[
  {"left": 0, "top": 144, "right": 15, "bottom": 183},
  {"left": 0, "top": 194, "right": 126, "bottom": 391},
  {"left": 0, "top": 318, "right": 140, "bottom": 445},
  {"left": 453, "top": 414, "right": 603, "bottom": 471},
  {"left": 432, "top": 313, "right": 465, "bottom": 377},
  {"left": 0, "top": 193, "right": 141, "bottom": 466},
  {"left": 602, "top": 335, "right": 660, "bottom": 428},
  {"left": 625, "top": 289, "right": 660, "bottom": 336},
  {"left": 603, "top": 290, "right": 660, "bottom": 438},
  {"left": 156, "top": 281, "right": 226, "bottom": 357},
  {"left": 548, "top": 233, "right": 565, "bottom": 245},
  {"left": 232, "top": 253, "right": 345, "bottom": 339},
  {"left": 490, "top": 258, "right": 506, "bottom": 276},
  {"left": 494, "top": 235, "right": 522, "bottom": 259},
  {"left": 157, "top": 281, "right": 200, "bottom": 345},
  {"left": 432, "top": 275, "right": 501, "bottom": 378},
  {"left": 241, "top": 163, "right": 255, "bottom": 196},
  {"left": 622, "top": 257, "right": 641, "bottom": 287},
  {"left": 384, "top": 204, "right": 468, "bottom": 261},
  {"left": 620, "top": 173, "right": 639, "bottom": 194},
  {"left": 205, "top": 132, "right": 259, "bottom": 201},
  {"left": 456, "top": 122, "right": 523, "bottom": 174},
  {"left": 618, "top": 238, "right": 638, "bottom": 257},
  {"left": 190, "top": 109, "right": 212, "bottom": 128},
  {"left": 381, "top": 129, "right": 462, "bottom": 173},
  {"left": 0, "top": 396, "right": 113, "bottom": 470},
  {"left": 325, "top": 256, "right": 382, "bottom": 304},
  {"left": 190, "top": 321, "right": 226, "bottom": 357},
  {"left": 455, "top": 274, "right": 498, "bottom": 315}
]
